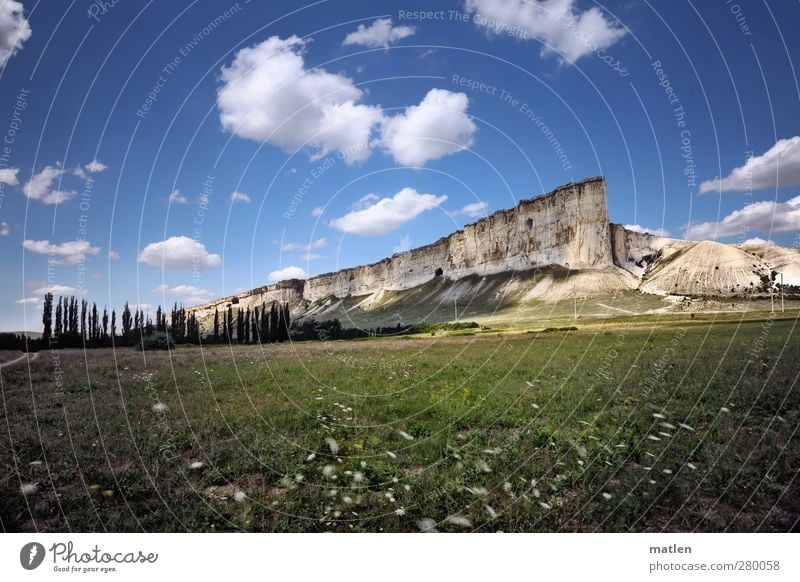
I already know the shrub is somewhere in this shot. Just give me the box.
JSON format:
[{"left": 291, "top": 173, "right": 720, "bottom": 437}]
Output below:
[{"left": 136, "top": 331, "right": 175, "bottom": 351}]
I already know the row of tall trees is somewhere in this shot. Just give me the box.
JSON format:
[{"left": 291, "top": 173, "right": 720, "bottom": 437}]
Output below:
[
  {"left": 211, "top": 301, "right": 290, "bottom": 344},
  {"left": 31, "top": 294, "right": 291, "bottom": 349}
]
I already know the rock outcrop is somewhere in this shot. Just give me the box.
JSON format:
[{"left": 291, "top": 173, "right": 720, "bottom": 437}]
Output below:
[{"left": 187, "top": 176, "right": 799, "bottom": 330}]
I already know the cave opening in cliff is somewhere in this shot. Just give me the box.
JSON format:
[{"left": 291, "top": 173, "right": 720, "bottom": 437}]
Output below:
[
  {"left": 435, "top": 268, "right": 443, "bottom": 277},
  {"left": 526, "top": 218, "right": 533, "bottom": 230}
]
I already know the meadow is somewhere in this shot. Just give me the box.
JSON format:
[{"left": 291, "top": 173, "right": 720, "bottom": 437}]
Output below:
[{"left": 1, "top": 314, "right": 798, "bottom": 532}]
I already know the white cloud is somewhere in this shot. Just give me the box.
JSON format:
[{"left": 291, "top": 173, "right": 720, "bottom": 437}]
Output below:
[
  {"left": 742, "top": 237, "right": 775, "bottom": 246},
  {"left": 300, "top": 252, "right": 326, "bottom": 260},
  {"left": 698, "top": 136, "right": 800, "bottom": 194},
  {"left": 23, "top": 166, "right": 75, "bottom": 205},
  {"left": 14, "top": 297, "right": 40, "bottom": 304},
  {"left": 685, "top": 195, "right": 800, "bottom": 240},
  {"left": 454, "top": 201, "right": 489, "bottom": 218},
  {"left": 465, "top": 0, "right": 625, "bottom": 63},
  {"left": 154, "top": 284, "right": 215, "bottom": 306},
  {"left": 343, "top": 18, "right": 415, "bottom": 48},
  {"left": 267, "top": 265, "right": 308, "bottom": 282},
  {"left": 329, "top": 187, "right": 447, "bottom": 236},
  {"left": 279, "top": 237, "right": 327, "bottom": 252},
  {"left": 108, "top": 250, "right": 120, "bottom": 260},
  {"left": 380, "top": 89, "right": 477, "bottom": 166},
  {"left": 168, "top": 189, "right": 187, "bottom": 204},
  {"left": 623, "top": 224, "right": 671, "bottom": 237},
  {"left": 0, "top": 167, "right": 19, "bottom": 187},
  {"left": 84, "top": 159, "right": 106, "bottom": 173},
  {"left": 217, "top": 35, "right": 383, "bottom": 164},
  {"left": 138, "top": 236, "right": 222, "bottom": 271},
  {"left": 351, "top": 193, "right": 379, "bottom": 210},
  {"left": 311, "top": 206, "right": 325, "bottom": 218},
  {"left": 229, "top": 191, "right": 251, "bottom": 204},
  {"left": 0, "top": 221, "right": 9, "bottom": 236},
  {"left": 0, "top": 1, "right": 31, "bottom": 68},
  {"left": 22, "top": 239, "right": 101, "bottom": 265},
  {"left": 31, "top": 284, "right": 84, "bottom": 296}
]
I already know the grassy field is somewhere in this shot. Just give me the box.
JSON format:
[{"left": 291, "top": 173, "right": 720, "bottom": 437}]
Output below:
[{"left": 1, "top": 314, "right": 799, "bottom": 532}]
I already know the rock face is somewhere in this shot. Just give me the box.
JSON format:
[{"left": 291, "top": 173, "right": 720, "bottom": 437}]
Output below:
[
  {"left": 187, "top": 176, "right": 800, "bottom": 331},
  {"left": 305, "top": 177, "right": 613, "bottom": 301}
]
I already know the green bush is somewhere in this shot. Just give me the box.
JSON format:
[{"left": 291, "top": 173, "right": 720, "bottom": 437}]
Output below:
[{"left": 136, "top": 331, "right": 175, "bottom": 351}]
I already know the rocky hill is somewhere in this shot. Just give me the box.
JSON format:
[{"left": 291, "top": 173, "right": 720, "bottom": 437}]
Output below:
[{"left": 188, "top": 177, "right": 800, "bottom": 332}]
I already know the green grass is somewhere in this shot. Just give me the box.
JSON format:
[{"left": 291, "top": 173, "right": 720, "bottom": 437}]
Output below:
[{"left": 1, "top": 318, "right": 799, "bottom": 532}]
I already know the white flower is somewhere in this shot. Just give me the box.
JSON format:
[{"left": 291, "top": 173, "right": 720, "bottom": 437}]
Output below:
[
  {"left": 20, "top": 483, "right": 39, "bottom": 495},
  {"left": 189, "top": 461, "right": 204, "bottom": 470},
  {"left": 485, "top": 505, "right": 498, "bottom": 519},
  {"left": 652, "top": 413, "right": 666, "bottom": 419},
  {"left": 398, "top": 430, "right": 414, "bottom": 441},
  {"left": 352, "top": 472, "right": 364, "bottom": 483},
  {"left": 152, "top": 402, "right": 168, "bottom": 413},
  {"left": 720, "top": 407, "right": 731, "bottom": 413},
  {"left": 445, "top": 514, "right": 472, "bottom": 528},
  {"left": 686, "top": 462, "right": 697, "bottom": 470},
  {"left": 322, "top": 465, "right": 335, "bottom": 477},
  {"left": 233, "top": 491, "right": 247, "bottom": 502},
  {"left": 386, "top": 451, "right": 397, "bottom": 459},
  {"left": 394, "top": 507, "right": 406, "bottom": 516},
  {"left": 679, "top": 423, "right": 695, "bottom": 431},
  {"left": 602, "top": 492, "right": 613, "bottom": 500},
  {"left": 647, "top": 435, "right": 661, "bottom": 441},
  {"left": 306, "top": 453, "right": 316, "bottom": 462},
  {"left": 417, "top": 518, "right": 438, "bottom": 532},
  {"left": 326, "top": 437, "right": 339, "bottom": 455}
]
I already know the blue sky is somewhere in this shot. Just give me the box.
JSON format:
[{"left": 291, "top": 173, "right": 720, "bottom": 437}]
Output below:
[{"left": 0, "top": 0, "right": 799, "bottom": 331}]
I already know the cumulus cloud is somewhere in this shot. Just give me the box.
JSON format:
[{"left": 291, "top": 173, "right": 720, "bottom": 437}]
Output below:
[
  {"left": 168, "top": 189, "right": 187, "bottom": 204},
  {"left": 623, "top": 224, "right": 671, "bottom": 237},
  {"left": 154, "top": 284, "right": 214, "bottom": 306},
  {"left": 0, "top": 221, "right": 9, "bottom": 236},
  {"left": 465, "top": 0, "right": 625, "bottom": 62},
  {"left": 0, "top": 167, "right": 20, "bottom": 187},
  {"left": 217, "top": 35, "right": 383, "bottom": 164},
  {"left": 229, "top": 191, "right": 251, "bottom": 204},
  {"left": 0, "top": 1, "right": 31, "bottom": 68},
  {"left": 31, "top": 283, "right": 84, "bottom": 296},
  {"left": 279, "top": 237, "right": 327, "bottom": 252},
  {"left": 267, "top": 265, "right": 308, "bottom": 282},
  {"left": 380, "top": 89, "right": 477, "bottom": 166},
  {"left": 454, "top": 201, "right": 489, "bottom": 218},
  {"left": 742, "top": 237, "right": 775, "bottom": 246},
  {"left": 311, "top": 206, "right": 325, "bottom": 218},
  {"left": 343, "top": 18, "right": 415, "bottom": 48},
  {"left": 698, "top": 136, "right": 800, "bottom": 194},
  {"left": 14, "top": 297, "right": 40, "bottom": 304},
  {"left": 138, "top": 236, "right": 221, "bottom": 271},
  {"left": 329, "top": 187, "right": 447, "bottom": 236},
  {"left": 22, "top": 239, "right": 101, "bottom": 265},
  {"left": 24, "top": 166, "right": 75, "bottom": 205},
  {"left": 684, "top": 195, "right": 800, "bottom": 240}
]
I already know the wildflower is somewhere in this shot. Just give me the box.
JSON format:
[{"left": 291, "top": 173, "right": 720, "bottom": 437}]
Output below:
[
  {"left": 398, "top": 430, "right": 414, "bottom": 441},
  {"left": 539, "top": 502, "right": 552, "bottom": 510},
  {"left": 503, "top": 481, "right": 513, "bottom": 494},
  {"left": 417, "top": 518, "right": 438, "bottom": 532},
  {"left": 647, "top": 435, "right": 661, "bottom": 441},
  {"left": 686, "top": 463, "right": 697, "bottom": 470},
  {"left": 20, "top": 483, "right": 38, "bottom": 495},
  {"left": 386, "top": 451, "right": 397, "bottom": 459},
  {"left": 326, "top": 437, "right": 339, "bottom": 455},
  {"left": 152, "top": 402, "right": 168, "bottom": 413},
  {"left": 352, "top": 472, "right": 364, "bottom": 483},
  {"left": 531, "top": 403, "right": 540, "bottom": 409},
  {"left": 532, "top": 488, "right": 541, "bottom": 498},
  {"left": 322, "top": 465, "right": 335, "bottom": 477},
  {"left": 306, "top": 453, "right": 316, "bottom": 462},
  {"left": 102, "top": 489, "right": 114, "bottom": 497},
  {"left": 445, "top": 515, "right": 472, "bottom": 528},
  {"left": 234, "top": 491, "right": 247, "bottom": 502},
  {"left": 602, "top": 492, "right": 613, "bottom": 500},
  {"left": 652, "top": 413, "right": 666, "bottom": 419},
  {"left": 720, "top": 407, "right": 731, "bottom": 413},
  {"left": 189, "top": 461, "right": 204, "bottom": 470},
  {"left": 662, "top": 469, "right": 673, "bottom": 474},
  {"left": 395, "top": 507, "right": 406, "bottom": 516},
  {"left": 478, "top": 460, "right": 491, "bottom": 473},
  {"left": 678, "top": 423, "right": 695, "bottom": 431},
  {"left": 485, "top": 505, "right": 498, "bottom": 519}
]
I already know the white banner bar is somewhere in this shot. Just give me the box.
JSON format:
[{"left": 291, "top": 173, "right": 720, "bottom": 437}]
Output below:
[{"left": 1, "top": 533, "right": 797, "bottom": 581}]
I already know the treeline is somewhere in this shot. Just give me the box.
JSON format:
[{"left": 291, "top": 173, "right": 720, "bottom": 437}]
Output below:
[{"left": 3, "top": 294, "right": 292, "bottom": 351}]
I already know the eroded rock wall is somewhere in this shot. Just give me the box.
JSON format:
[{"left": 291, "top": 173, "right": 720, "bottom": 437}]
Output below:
[{"left": 304, "top": 176, "right": 613, "bottom": 301}]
